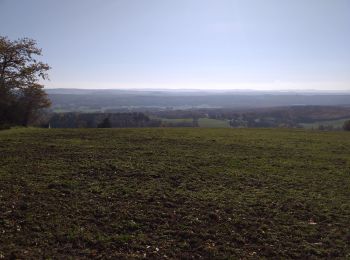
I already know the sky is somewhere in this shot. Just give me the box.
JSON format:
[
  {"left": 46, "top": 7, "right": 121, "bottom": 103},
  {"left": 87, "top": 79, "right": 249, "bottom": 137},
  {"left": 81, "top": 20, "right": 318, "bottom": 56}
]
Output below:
[{"left": 1, "top": 0, "right": 350, "bottom": 91}]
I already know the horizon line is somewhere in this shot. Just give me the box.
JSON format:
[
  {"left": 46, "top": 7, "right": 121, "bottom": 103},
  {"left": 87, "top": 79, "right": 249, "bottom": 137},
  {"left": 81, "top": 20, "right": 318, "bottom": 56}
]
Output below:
[{"left": 44, "top": 87, "right": 350, "bottom": 93}]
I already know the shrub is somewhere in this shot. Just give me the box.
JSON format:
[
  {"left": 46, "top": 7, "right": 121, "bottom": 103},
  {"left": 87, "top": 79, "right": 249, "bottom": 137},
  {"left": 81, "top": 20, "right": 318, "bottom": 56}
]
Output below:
[
  {"left": 98, "top": 118, "right": 112, "bottom": 128},
  {"left": 0, "top": 124, "right": 11, "bottom": 131},
  {"left": 343, "top": 120, "right": 350, "bottom": 131}
]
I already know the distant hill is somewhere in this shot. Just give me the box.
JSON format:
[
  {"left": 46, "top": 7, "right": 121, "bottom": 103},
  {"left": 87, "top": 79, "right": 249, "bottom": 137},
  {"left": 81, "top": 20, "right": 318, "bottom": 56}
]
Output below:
[{"left": 46, "top": 89, "right": 350, "bottom": 112}]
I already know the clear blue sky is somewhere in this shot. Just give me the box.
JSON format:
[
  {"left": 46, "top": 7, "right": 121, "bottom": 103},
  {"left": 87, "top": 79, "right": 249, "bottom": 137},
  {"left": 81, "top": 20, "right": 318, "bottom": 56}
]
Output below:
[{"left": 1, "top": 0, "right": 349, "bottom": 90}]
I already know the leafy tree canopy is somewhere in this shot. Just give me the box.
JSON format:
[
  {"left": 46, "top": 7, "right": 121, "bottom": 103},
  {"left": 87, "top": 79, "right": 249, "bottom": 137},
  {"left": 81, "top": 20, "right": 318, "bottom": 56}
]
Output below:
[{"left": 0, "top": 36, "right": 51, "bottom": 126}]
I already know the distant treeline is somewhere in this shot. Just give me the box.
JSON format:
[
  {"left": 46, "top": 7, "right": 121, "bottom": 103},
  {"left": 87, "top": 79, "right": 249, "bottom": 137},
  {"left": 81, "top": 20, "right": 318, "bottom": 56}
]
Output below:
[
  {"left": 48, "top": 112, "right": 161, "bottom": 128},
  {"left": 30, "top": 106, "right": 350, "bottom": 131},
  {"left": 149, "top": 106, "right": 350, "bottom": 129},
  {"left": 47, "top": 112, "right": 202, "bottom": 128}
]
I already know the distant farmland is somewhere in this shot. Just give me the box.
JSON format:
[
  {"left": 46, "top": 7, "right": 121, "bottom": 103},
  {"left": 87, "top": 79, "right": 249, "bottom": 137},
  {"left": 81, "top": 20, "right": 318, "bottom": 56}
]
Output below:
[
  {"left": 0, "top": 128, "right": 349, "bottom": 258},
  {"left": 301, "top": 118, "right": 350, "bottom": 129},
  {"left": 160, "top": 118, "right": 230, "bottom": 128}
]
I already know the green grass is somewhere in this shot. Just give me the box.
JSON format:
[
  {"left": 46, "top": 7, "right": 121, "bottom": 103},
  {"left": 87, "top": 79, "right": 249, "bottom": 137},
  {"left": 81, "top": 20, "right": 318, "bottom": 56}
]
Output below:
[
  {"left": 0, "top": 128, "right": 349, "bottom": 258},
  {"left": 198, "top": 118, "right": 230, "bottom": 128},
  {"left": 160, "top": 118, "right": 194, "bottom": 123}
]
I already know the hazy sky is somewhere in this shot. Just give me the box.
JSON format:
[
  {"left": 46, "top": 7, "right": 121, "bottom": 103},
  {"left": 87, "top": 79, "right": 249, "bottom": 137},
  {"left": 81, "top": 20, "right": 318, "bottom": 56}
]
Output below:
[{"left": 1, "top": 0, "right": 349, "bottom": 90}]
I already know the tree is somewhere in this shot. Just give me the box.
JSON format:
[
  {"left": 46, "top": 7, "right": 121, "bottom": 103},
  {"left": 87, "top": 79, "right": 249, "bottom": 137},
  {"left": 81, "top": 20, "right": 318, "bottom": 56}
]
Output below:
[
  {"left": 18, "top": 84, "right": 51, "bottom": 125},
  {"left": 0, "top": 36, "right": 51, "bottom": 126},
  {"left": 98, "top": 118, "right": 112, "bottom": 128},
  {"left": 318, "top": 125, "right": 325, "bottom": 131},
  {"left": 343, "top": 120, "right": 350, "bottom": 131},
  {"left": 192, "top": 117, "right": 199, "bottom": 127}
]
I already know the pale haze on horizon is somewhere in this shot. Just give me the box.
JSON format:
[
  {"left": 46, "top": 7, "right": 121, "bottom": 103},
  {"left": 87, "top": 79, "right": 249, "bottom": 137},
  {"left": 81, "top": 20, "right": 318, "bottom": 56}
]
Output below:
[{"left": 1, "top": 0, "right": 349, "bottom": 91}]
